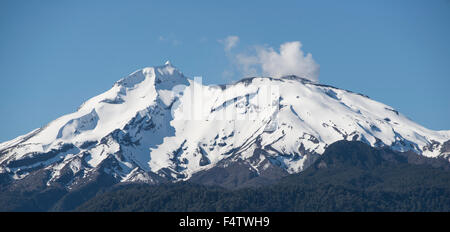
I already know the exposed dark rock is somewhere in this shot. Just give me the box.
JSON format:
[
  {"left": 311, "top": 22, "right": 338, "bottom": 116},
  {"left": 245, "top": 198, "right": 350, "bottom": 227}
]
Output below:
[
  {"left": 79, "top": 140, "right": 97, "bottom": 149},
  {"left": 7, "top": 144, "right": 76, "bottom": 169},
  {"left": 385, "top": 107, "right": 399, "bottom": 115},
  {"left": 441, "top": 140, "right": 450, "bottom": 154},
  {"left": 198, "top": 147, "right": 211, "bottom": 167}
]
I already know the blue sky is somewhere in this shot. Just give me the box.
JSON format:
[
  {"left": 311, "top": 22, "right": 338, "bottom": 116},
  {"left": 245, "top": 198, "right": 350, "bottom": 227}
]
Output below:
[{"left": 1, "top": 0, "right": 449, "bottom": 142}]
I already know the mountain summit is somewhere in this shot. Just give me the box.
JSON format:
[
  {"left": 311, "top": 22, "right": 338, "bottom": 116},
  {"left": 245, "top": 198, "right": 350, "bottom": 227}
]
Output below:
[{"left": 1, "top": 63, "right": 449, "bottom": 191}]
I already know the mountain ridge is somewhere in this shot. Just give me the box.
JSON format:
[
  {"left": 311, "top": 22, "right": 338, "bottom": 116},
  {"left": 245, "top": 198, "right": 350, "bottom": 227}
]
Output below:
[{"left": 1, "top": 63, "right": 449, "bottom": 198}]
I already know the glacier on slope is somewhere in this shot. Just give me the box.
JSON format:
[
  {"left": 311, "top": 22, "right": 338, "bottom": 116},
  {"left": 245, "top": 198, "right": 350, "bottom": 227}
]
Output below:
[{"left": 0, "top": 62, "right": 449, "bottom": 188}]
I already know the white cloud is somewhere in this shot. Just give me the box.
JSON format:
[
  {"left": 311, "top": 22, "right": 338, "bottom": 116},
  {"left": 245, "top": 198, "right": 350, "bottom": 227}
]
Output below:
[
  {"left": 235, "top": 52, "right": 259, "bottom": 76},
  {"left": 158, "top": 35, "right": 181, "bottom": 46},
  {"left": 234, "top": 41, "right": 320, "bottom": 82},
  {"left": 220, "top": 36, "right": 239, "bottom": 51},
  {"left": 172, "top": 39, "right": 181, "bottom": 46}
]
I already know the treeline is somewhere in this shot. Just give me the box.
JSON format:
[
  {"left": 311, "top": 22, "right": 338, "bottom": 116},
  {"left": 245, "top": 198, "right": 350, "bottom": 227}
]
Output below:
[{"left": 77, "top": 180, "right": 450, "bottom": 212}]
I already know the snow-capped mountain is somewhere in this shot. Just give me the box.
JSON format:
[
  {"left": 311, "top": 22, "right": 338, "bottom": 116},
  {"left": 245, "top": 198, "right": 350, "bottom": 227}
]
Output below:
[{"left": 1, "top": 62, "right": 449, "bottom": 189}]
